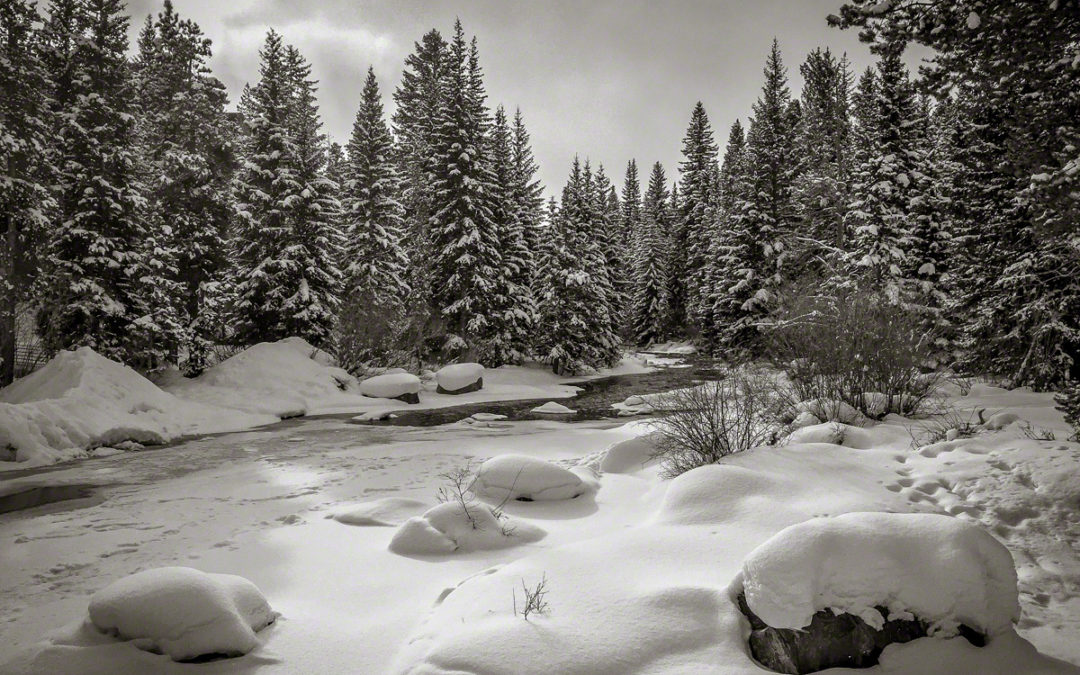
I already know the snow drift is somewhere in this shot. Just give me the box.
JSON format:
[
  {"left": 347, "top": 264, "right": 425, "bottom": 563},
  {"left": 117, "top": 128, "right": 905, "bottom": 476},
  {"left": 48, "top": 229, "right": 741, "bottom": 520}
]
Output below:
[
  {"left": 88, "top": 567, "right": 275, "bottom": 661},
  {"left": 0, "top": 347, "right": 270, "bottom": 468},
  {"left": 389, "top": 501, "right": 546, "bottom": 555},
  {"left": 471, "top": 454, "right": 593, "bottom": 502}
]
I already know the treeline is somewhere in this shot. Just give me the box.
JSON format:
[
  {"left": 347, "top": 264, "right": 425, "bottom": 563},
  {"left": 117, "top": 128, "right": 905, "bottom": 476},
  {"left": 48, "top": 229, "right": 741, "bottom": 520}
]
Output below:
[
  {"left": 609, "top": 2, "right": 1079, "bottom": 389},
  {"left": 0, "top": 0, "right": 556, "bottom": 383}
]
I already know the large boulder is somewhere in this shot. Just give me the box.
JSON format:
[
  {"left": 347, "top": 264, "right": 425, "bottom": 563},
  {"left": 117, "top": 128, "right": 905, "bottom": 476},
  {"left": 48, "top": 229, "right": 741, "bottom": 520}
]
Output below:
[
  {"left": 436, "top": 363, "right": 484, "bottom": 395},
  {"left": 88, "top": 567, "right": 276, "bottom": 661},
  {"left": 470, "top": 454, "right": 592, "bottom": 502},
  {"left": 359, "top": 373, "right": 422, "bottom": 404}
]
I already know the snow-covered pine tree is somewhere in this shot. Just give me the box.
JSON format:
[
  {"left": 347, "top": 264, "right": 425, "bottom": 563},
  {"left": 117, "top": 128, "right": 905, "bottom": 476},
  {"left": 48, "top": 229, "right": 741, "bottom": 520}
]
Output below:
[
  {"left": 619, "top": 159, "right": 643, "bottom": 339},
  {"left": 428, "top": 20, "right": 501, "bottom": 358},
  {"left": 132, "top": 0, "right": 233, "bottom": 373},
  {"left": 844, "top": 43, "right": 918, "bottom": 303},
  {"left": 0, "top": 0, "right": 54, "bottom": 385},
  {"left": 509, "top": 107, "right": 543, "bottom": 323},
  {"left": 338, "top": 66, "right": 409, "bottom": 368},
  {"left": 714, "top": 40, "right": 798, "bottom": 355},
  {"left": 792, "top": 48, "right": 851, "bottom": 277},
  {"left": 630, "top": 162, "right": 671, "bottom": 347},
  {"left": 37, "top": 0, "right": 159, "bottom": 368},
  {"left": 677, "top": 102, "right": 719, "bottom": 337}
]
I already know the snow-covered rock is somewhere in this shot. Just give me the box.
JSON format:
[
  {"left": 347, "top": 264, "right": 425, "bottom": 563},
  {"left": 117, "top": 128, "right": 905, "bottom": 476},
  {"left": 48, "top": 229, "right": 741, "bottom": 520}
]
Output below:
[
  {"left": 360, "top": 373, "right": 422, "bottom": 404},
  {"left": 597, "top": 434, "right": 659, "bottom": 473},
  {"left": 471, "top": 454, "right": 592, "bottom": 502},
  {"left": 436, "top": 363, "right": 484, "bottom": 394},
  {"left": 162, "top": 337, "right": 358, "bottom": 418},
  {"left": 88, "top": 567, "right": 276, "bottom": 661},
  {"left": 738, "top": 512, "right": 1020, "bottom": 636},
  {"left": 530, "top": 401, "right": 576, "bottom": 415},
  {"left": 0, "top": 348, "right": 270, "bottom": 468},
  {"left": 791, "top": 411, "right": 822, "bottom": 428},
  {"left": 982, "top": 411, "right": 1022, "bottom": 431},
  {"left": 796, "top": 399, "right": 867, "bottom": 426},
  {"left": 331, "top": 498, "right": 430, "bottom": 527},
  {"left": 388, "top": 501, "right": 545, "bottom": 555}
]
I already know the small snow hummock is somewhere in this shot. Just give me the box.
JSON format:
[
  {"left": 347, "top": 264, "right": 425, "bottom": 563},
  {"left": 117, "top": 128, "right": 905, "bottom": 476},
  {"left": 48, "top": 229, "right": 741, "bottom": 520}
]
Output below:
[
  {"left": 597, "top": 434, "right": 659, "bottom": 474},
  {"left": 330, "top": 497, "right": 430, "bottom": 527},
  {"left": 531, "top": 401, "right": 576, "bottom": 414},
  {"left": 470, "top": 454, "right": 592, "bottom": 502},
  {"left": 388, "top": 501, "right": 545, "bottom": 555},
  {"left": 738, "top": 512, "right": 1020, "bottom": 637},
  {"left": 88, "top": 567, "right": 276, "bottom": 661},
  {"left": 359, "top": 373, "right": 421, "bottom": 402},
  {"left": 435, "top": 363, "right": 484, "bottom": 393},
  {"left": 795, "top": 399, "right": 867, "bottom": 426}
]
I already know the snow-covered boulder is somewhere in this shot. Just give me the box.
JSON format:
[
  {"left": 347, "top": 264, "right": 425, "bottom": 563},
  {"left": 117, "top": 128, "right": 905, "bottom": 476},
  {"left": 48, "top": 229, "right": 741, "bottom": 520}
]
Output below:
[
  {"left": 330, "top": 497, "right": 430, "bottom": 527},
  {"left": 359, "top": 373, "right": 422, "bottom": 404},
  {"left": 388, "top": 501, "right": 545, "bottom": 555},
  {"left": 531, "top": 401, "right": 576, "bottom": 415},
  {"left": 436, "top": 363, "right": 484, "bottom": 395},
  {"left": 0, "top": 348, "right": 270, "bottom": 467},
  {"left": 598, "top": 434, "right": 659, "bottom": 474},
  {"left": 795, "top": 399, "right": 867, "bottom": 426},
  {"left": 738, "top": 512, "right": 1020, "bottom": 637},
  {"left": 471, "top": 454, "right": 593, "bottom": 502},
  {"left": 791, "top": 411, "right": 822, "bottom": 428},
  {"left": 162, "top": 338, "right": 358, "bottom": 418},
  {"left": 982, "top": 411, "right": 1022, "bottom": 431},
  {"left": 88, "top": 567, "right": 276, "bottom": 661}
]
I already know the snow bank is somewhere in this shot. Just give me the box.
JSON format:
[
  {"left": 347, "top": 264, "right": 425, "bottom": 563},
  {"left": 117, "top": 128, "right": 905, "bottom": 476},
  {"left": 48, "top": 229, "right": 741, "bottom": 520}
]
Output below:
[
  {"left": 360, "top": 373, "right": 422, "bottom": 402},
  {"left": 331, "top": 498, "right": 430, "bottom": 527},
  {"left": 471, "top": 454, "right": 592, "bottom": 502},
  {"left": 88, "top": 567, "right": 275, "bottom": 661},
  {"left": 0, "top": 348, "right": 270, "bottom": 468},
  {"left": 597, "top": 433, "right": 659, "bottom": 473},
  {"left": 739, "top": 512, "right": 1020, "bottom": 636},
  {"left": 530, "top": 401, "right": 576, "bottom": 414},
  {"left": 435, "top": 363, "right": 484, "bottom": 393},
  {"left": 163, "top": 337, "right": 359, "bottom": 417},
  {"left": 795, "top": 399, "right": 867, "bottom": 425},
  {"left": 389, "top": 501, "right": 545, "bottom": 555}
]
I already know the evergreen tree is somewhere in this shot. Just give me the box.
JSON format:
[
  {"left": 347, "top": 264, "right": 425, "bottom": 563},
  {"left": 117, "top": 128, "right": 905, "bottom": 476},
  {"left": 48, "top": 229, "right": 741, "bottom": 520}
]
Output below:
[
  {"left": 701, "top": 120, "right": 747, "bottom": 348},
  {"left": 428, "top": 20, "right": 501, "bottom": 357},
  {"left": 631, "top": 162, "right": 670, "bottom": 346},
  {"left": 510, "top": 107, "right": 543, "bottom": 300},
  {"left": 0, "top": 0, "right": 54, "bottom": 384},
  {"left": 38, "top": 0, "right": 159, "bottom": 367},
  {"left": 677, "top": 102, "right": 719, "bottom": 335},
  {"left": 338, "top": 66, "right": 409, "bottom": 367},
  {"left": 132, "top": 0, "right": 233, "bottom": 373},
  {"left": 619, "top": 159, "right": 642, "bottom": 337}
]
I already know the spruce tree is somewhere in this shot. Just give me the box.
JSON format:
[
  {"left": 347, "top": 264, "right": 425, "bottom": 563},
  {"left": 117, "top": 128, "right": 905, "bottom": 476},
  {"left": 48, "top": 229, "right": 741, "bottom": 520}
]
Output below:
[
  {"left": 677, "top": 102, "right": 719, "bottom": 336},
  {"left": 631, "top": 162, "right": 671, "bottom": 346},
  {"left": 702, "top": 120, "right": 748, "bottom": 349},
  {"left": 338, "top": 67, "right": 409, "bottom": 367},
  {"left": 38, "top": 0, "right": 158, "bottom": 367},
  {"left": 428, "top": 20, "right": 501, "bottom": 357},
  {"left": 510, "top": 107, "right": 543, "bottom": 306},
  {"left": 132, "top": 0, "right": 233, "bottom": 372},
  {"left": 0, "top": 0, "right": 54, "bottom": 384}
]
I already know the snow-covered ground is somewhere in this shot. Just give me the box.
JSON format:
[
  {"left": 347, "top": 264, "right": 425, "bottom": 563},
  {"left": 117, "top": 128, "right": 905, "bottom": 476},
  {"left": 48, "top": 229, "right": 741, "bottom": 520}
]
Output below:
[{"left": 1, "top": 370, "right": 1079, "bottom": 673}]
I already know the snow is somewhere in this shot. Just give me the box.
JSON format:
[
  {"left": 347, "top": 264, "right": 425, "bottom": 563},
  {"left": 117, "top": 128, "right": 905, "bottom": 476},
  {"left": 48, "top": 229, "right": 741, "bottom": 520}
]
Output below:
[
  {"left": 331, "top": 498, "right": 430, "bottom": 526},
  {"left": 435, "top": 362, "right": 484, "bottom": 391},
  {"left": 470, "top": 454, "right": 594, "bottom": 501},
  {"left": 0, "top": 347, "right": 271, "bottom": 468},
  {"left": 795, "top": 398, "right": 868, "bottom": 425},
  {"left": 2, "top": 376, "right": 1080, "bottom": 674},
  {"left": 389, "top": 501, "right": 546, "bottom": 555},
  {"left": 359, "top": 372, "right": 422, "bottom": 400},
  {"left": 162, "top": 337, "right": 359, "bottom": 417},
  {"left": 738, "top": 512, "right": 1020, "bottom": 635},
  {"left": 87, "top": 567, "right": 275, "bottom": 661},
  {"left": 531, "top": 401, "right": 576, "bottom": 414}
]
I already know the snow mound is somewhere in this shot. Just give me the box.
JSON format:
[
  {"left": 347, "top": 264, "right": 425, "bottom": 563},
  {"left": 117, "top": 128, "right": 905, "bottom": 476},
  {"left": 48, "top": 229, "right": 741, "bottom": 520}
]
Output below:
[
  {"left": 739, "top": 512, "right": 1020, "bottom": 636},
  {"left": 331, "top": 498, "right": 430, "bottom": 526},
  {"left": 795, "top": 399, "right": 867, "bottom": 425},
  {"left": 436, "top": 363, "right": 484, "bottom": 392},
  {"left": 88, "top": 567, "right": 276, "bottom": 661},
  {"left": 656, "top": 464, "right": 784, "bottom": 526},
  {"left": 531, "top": 401, "right": 576, "bottom": 414},
  {"left": 163, "top": 337, "right": 358, "bottom": 417},
  {"left": 389, "top": 501, "right": 546, "bottom": 555},
  {"left": 982, "top": 411, "right": 1022, "bottom": 431},
  {"left": 597, "top": 434, "right": 660, "bottom": 473},
  {"left": 0, "top": 347, "right": 269, "bottom": 467},
  {"left": 471, "top": 454, "right": 593, "bottom": 502},
  {"left": 360, "top": 373, "right": 422, "bottom": 400}
]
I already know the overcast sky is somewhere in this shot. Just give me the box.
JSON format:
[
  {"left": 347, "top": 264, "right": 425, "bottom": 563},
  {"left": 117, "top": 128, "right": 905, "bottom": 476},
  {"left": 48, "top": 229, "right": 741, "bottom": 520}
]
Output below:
[{"left": 122, "top": 0, "right": 928, "bottom": 197}]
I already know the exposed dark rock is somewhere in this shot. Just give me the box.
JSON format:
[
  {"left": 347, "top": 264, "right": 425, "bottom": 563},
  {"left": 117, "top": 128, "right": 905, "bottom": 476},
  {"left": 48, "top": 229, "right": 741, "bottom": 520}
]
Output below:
[
  {"left": 437, "top": 376, "right": 483, "bottom": 395},
  {"left": 737, "top": 593, "right": 985, "bottom": 674},
  {"left": 395, "top": 392, "right": 421, "bottom": 405}
]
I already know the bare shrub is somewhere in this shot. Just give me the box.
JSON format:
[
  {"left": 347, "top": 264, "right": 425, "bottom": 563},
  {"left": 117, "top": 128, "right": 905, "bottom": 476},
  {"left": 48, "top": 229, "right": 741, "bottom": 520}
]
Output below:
[
  {"left": 767, "top": 285, "right": 943, "bottom": 420},
  {"left": 908, "top": 406, "right": 986, "bottom": 450},
  {"left": 514, "top": 574, "right": 550, "bottom": 620},
  {"left": 436, "top": 462, "right": 482, "bottom": 530},
  {"left": 1018, "top": 421, "right": 1056, "bottom": 441},
  {"left": 646, "top": 368, "right": 783, "bottom": 478}
]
